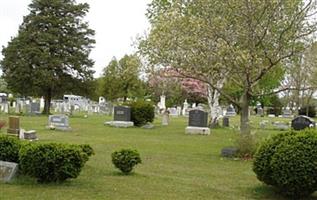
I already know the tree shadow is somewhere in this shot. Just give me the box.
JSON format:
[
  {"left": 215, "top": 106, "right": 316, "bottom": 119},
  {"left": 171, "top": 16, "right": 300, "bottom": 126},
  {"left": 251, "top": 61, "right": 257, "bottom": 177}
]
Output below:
[{"left": 249, "top": 185, "right": 317, "bottom": 200}]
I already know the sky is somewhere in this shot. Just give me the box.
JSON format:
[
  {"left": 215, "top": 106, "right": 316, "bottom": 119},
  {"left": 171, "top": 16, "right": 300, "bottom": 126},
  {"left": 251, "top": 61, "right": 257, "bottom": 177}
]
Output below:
[{"left": 0, "top": 0, "right": 151, "bottom": 77}]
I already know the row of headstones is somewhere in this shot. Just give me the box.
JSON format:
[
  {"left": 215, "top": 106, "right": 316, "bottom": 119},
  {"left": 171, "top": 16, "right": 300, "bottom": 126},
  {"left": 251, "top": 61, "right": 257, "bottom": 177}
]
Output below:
[
  {"left": 110, "top": 105, "right": 316, "bottom": 132},
  {"left": 0, "top": 102, "right": 41, "bottom": 114}
]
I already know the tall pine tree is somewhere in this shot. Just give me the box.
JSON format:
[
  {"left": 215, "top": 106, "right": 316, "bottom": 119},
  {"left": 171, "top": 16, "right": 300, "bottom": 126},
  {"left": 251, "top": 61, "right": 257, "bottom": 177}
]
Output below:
[{"left": 1, "top": 0, "right": 95, "bottom": 114}]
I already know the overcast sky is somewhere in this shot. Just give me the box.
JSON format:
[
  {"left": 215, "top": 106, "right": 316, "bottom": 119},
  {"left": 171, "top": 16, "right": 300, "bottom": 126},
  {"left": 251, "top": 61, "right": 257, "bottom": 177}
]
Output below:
[{"left": 0, "top": 0, "right": 151, "bottom": 77}]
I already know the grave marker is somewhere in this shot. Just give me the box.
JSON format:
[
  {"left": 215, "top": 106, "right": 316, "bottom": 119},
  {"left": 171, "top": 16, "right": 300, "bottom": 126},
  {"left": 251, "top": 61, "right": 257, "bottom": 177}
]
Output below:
[
  {"left": 185, "top": 109, "right": 210, "bottom": 135},
  {"left": 291, "top": 116, "right": 315, "bottom": 130},
  {"left": 7, "top": 116, "right": 20, "bottom": 136},
  {"left": 47, "top": 115, "right": 71, "bottom": 131},
  {"left": 0, "top": 161, "right": 18, "bottom": 183}
]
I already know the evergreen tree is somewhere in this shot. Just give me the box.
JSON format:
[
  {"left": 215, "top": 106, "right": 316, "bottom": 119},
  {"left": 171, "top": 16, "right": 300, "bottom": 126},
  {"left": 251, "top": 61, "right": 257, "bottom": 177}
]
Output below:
[{"left": 1, "top": 0, "right": 95, "bottom": 114}]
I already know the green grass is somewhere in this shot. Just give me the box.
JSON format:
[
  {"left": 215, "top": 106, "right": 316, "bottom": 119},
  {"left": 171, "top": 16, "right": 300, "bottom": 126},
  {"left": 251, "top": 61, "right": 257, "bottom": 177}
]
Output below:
[{"left": 0, "top": 114, "right": 316, "bottom": 200}]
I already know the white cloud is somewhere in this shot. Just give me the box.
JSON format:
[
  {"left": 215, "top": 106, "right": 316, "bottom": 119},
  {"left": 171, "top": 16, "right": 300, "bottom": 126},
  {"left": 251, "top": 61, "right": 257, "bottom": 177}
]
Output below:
[{"left": 0, "top": 0, "right": 150, "bottom": 77}]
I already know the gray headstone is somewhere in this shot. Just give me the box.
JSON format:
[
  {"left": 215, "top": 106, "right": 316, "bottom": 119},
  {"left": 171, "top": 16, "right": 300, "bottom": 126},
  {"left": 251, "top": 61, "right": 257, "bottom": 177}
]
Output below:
[
  {"left": 48, "top": 115, "right": 70, "bottom": 130},
  {"left": 30, "top": 102, "right": 40, "bottom": 114},
  {"left": 114, "top": 106, "right": 131, "bottom": 121},
  {"left": 291, "top": 116, "right": 315, "bottom": 131},
  {"left": 0, "top": 96, "right": 8, "bottom": 104},
  {"left": 188, "top": 109, "right": 208, "bottom": 127},
  {"left": 226, "top": 105, "right": 236, "bottom": 117},
  {"left": 221, "top": 147, "right": 238, "bottom": 157},
  {"left": 0, "top": 161, "right": 18, "bottom": 182},
  {"left": 223, "top": 117, "right": 229, "bottom": 127}
]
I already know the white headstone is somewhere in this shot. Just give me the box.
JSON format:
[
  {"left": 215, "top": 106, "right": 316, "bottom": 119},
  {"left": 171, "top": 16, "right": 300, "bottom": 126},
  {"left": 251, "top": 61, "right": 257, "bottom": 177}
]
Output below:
[
  {"left": 182, "top": 100, "right": 189, "bottom": 116},
  {"left": 40, "top": 97, "right": 45, "bottom": 109},
  {"left": 159, "top": 95, "right": 166, "bottom": 110}
]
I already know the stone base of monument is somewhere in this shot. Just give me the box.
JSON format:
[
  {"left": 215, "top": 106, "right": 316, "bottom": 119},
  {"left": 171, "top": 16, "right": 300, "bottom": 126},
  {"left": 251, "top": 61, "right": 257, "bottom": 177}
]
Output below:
[
  {"left": 46, "top": 125, "right": 72, "bottom": 131},
  {"left": 104, "top": 121, "right": 134, "bottom": 128},
  {"left": 24, "top": 130, "right": 38, "bottom": 140},
  {"left": 0, "top": 161, "right": 18, "bottom": 183},
  {"left": 185, "top": 126, "right": 210, "bottom": 135}
]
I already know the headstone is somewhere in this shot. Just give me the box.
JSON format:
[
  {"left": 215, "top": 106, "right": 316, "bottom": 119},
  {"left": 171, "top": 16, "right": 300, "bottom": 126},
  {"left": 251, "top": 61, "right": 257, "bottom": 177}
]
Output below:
[
  {"left": 182, "top": 100, "right": 189, "bottom": 116},
  {"left": 186, "top": 109, "right": 210, "bottom": 135},
  {"left": 47, "top": 115, "right": 71, "bottom": 131},
  {"left": 223, "top": 117, "right": 229, "bottom": 127},
  {"left": 114, "top": 106, "right": 131, "bottom": 121},
  {"left": 176, "top": 106, "right": 182, "bottom": 116},
  {"left": 30, "top": 102, "right": 40, "bottom": 114},
  {"left": 24, "top": 130, "right": 38, "bottom": 140},
  {"left": 168, "top": 107, "right": 178, "bottom": 116},
  {"left": 257, "top": 107, "right": 264, "bottom": 116},
  {"left": 158, "top": 95, "right": 166, "bottom": 110},
  {"left": 0, "top": 95, "right": 8, "bottom": 104},
  {"left": 104, "top": 106, "right": 134, "bottom": 127},
  {"left": 188, "top": 109, "right": 208, "bottom": 127},
  {"left": 272, "top": 121, "right": 289, "bottom": 130},
  {"left": 221, "top": 147, "right": 238, "bottom": 157},
  {"left": 3, "top": 103, "right": 9, "bottom": 114},
  {"left": 291, "top": 116, "right": 315, "bottom": 131},
  {"left": 7, "top": 116, "right": 20, "bottom": 136},
  {"left": 40, "top": 97, "right": 45, "bottom": 109},
  {"left": 70, "top": 104, "right": 75, "bottom": 116},
  {"left": 225, "top": 104, "right": 236, "bottom": 117},
  {"left": 162, "top": 110, "right": 169, "bottom": 125},
  {"left": 0, "top": 161, "right": 18, "bottom": 183},
  {"left": 142, "top": 123, "right": 154, "bottom": 129}
]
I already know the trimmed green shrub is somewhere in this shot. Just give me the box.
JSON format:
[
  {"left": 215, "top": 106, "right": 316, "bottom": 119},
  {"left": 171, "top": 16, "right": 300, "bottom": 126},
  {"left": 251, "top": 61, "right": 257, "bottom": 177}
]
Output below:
[
  {"left": 299, "top": 106, "right": 316, "bottom": 118},
  {"left": 253, "top": 130, "right": 317, "bottom": 198},
  {"left": 111, "top": 149, "right": 141, "bottom": 174},
  {"left": 79, "top": 144, "right": 95, "bottom": 157},
  {"left": 19, "top": 143, "right": 93, "bottom": 183},
  {"left": 0, "top": 135, "right": 21, "bottom": 163},
  {"left": 129, "top": 100, "right": 154, "bottom": 126}
]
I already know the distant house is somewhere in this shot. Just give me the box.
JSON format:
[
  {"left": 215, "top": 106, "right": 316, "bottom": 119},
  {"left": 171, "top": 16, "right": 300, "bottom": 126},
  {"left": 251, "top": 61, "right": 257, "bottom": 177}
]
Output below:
[{"left": 63, "top": 94, "right": 90, "bottom": 108}]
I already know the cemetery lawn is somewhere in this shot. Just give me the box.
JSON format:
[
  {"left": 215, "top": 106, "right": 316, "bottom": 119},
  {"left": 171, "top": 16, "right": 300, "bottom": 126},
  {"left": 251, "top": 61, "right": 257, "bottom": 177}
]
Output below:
[{"left": 0, "top": 115, "right": 316, "bottom": 200}]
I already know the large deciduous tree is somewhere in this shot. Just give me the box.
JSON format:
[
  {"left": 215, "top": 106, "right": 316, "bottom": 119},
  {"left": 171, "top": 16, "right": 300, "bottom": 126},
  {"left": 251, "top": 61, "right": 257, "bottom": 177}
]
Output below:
[
  {"left": 140, "top": 0, "right": 317, "bottom": 134},
  {"left": 1, "top": 0, "right": 95, "bottom": 114},
  {"left": 101, "top": 55, "right": 146, "bottom": 102}
]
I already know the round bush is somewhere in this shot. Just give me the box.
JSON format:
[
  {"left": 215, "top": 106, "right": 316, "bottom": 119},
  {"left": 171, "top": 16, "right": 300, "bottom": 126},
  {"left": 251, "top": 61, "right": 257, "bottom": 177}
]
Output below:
[
  {"left": 0, "top": 135, "right": 21, "bottom": 163},
  {"left": 19, "top": 143, "right": 92, "bottom": 183},
  {"left": 253, "top": 130, "right": 317, "bottom": 197},
  {"left": 299, "top": 106, "right": 316, "bottom": 118},
  {"left": 129, "top": 100, "right": 154, "bottom": 126},
  {"left": 78, "top": 144, "right": 95, "bottom": 157},
  {"left": 111, "top": 149, "right": 141, "bottom": 174}
]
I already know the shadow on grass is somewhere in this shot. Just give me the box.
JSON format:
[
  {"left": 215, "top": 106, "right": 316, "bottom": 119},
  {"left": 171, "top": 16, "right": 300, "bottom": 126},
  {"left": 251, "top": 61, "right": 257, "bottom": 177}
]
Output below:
[
  {"left": 107, "top": 171, "right": 147, "bottom": 178},
  {"left": 250, "top": 184, "right": 317, "bottom": 200}
]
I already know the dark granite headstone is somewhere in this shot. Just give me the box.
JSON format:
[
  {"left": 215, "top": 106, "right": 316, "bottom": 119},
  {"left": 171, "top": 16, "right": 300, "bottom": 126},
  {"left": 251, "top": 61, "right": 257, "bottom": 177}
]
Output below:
[
  {"left": 114, "top": 106, "right": 131, "bottom": 121},
  {"left": 291, "top": 116, "right": 315, "bottom": 130},
  {"left": 188, "top": 109, "right": 208, "bottom": 127},
  {"left": 0, "top": 161, "right": 18, "bottom": 182},
  {"left": 221, "top": 147, "right": 238, "bottom": 157},
  {"left": 223, "top": 117, "right": 229, "bottom": 127}
]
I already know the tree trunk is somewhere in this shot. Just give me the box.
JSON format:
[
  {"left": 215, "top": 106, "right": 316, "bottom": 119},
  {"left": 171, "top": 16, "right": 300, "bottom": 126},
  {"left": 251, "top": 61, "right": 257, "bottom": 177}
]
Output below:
[
  {"left": 240, "top": 91, "right": 250, "bottom": 135},
  {"left": 43, "top": 89, "right": 52, "bottom": 115},
  {"left": 207, "top": 81, "right": 224, "bottom": 128}
]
